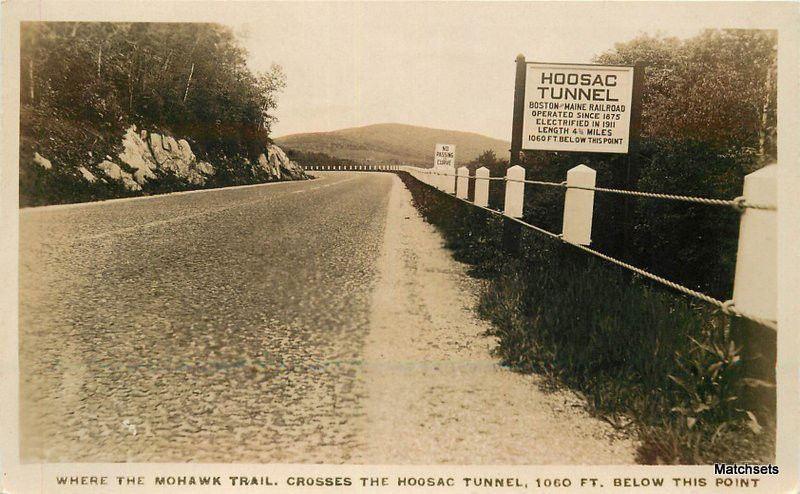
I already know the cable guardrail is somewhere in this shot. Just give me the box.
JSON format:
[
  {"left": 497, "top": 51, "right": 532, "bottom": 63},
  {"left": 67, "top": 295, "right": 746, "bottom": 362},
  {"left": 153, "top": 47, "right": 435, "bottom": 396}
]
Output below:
[
  {"left": 414, "top": 168, "right": 776, "bottom": 211},
  {"left": 406, "top": 165, "right": 777, "bottom": 329}
]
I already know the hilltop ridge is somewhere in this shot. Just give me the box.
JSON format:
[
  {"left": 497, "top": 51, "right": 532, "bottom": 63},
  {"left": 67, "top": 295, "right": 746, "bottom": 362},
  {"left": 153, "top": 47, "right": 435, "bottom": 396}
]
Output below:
[{"left": 275, "top": 123, "right": 510, "bottom": 167}]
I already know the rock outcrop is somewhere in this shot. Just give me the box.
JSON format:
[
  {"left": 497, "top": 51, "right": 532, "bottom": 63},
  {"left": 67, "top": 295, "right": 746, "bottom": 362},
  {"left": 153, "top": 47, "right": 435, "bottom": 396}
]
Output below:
[
  {"left": 77, "top": 166, "right": 97, "bottom": 183},
  {"left": 32, "top": 125, "right": 308, "bottom": 193},
  {"left": 33, "top": 153, "right": 53, "bottom": 170},
  {"left": 254, "top": 144, "right": 307, "bottom": 181},
  {"left": 97, "top": 160, "right": 141, "bottom": 191},
  {"left": 23, "top": 125, "right": 308, "bottom": 206},
  {"left": 115, "top": 126, "right": 213, "bottom": 188}
]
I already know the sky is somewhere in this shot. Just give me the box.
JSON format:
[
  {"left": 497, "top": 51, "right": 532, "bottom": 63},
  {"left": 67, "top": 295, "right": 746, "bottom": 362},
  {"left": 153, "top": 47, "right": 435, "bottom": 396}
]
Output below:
[{"left": 216, "top": 2, "right": 773, "bottom": 140}]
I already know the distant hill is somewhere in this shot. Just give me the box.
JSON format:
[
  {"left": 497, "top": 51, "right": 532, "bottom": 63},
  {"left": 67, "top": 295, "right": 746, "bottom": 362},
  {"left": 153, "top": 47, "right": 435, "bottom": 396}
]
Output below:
[{"left": 274, "top": 123, "right": 510, "bottom": 167}]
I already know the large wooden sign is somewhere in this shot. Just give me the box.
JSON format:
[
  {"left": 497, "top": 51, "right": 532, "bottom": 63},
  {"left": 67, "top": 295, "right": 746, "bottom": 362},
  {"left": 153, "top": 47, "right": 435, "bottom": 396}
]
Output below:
[{"left": 521, "top": 63, "right": 635, "bottom": 154}]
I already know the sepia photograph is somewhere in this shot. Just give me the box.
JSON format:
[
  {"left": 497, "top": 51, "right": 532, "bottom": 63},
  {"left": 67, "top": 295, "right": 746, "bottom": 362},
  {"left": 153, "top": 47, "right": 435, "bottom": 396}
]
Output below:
[{"left": 1, "top": 1, "right": 798, "bottom": 493}]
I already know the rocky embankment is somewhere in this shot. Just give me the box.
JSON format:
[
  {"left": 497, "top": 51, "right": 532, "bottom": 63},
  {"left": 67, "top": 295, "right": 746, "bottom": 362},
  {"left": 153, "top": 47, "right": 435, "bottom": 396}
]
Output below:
[{"left": 23, "top": 125, "right": 308, "bottom": 206}]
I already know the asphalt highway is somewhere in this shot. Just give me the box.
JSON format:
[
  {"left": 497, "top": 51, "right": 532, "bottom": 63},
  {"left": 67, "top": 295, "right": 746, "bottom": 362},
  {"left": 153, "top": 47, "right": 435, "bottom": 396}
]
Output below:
[{"left": 20, "top": 172, "right": 392, "bottom": 462}]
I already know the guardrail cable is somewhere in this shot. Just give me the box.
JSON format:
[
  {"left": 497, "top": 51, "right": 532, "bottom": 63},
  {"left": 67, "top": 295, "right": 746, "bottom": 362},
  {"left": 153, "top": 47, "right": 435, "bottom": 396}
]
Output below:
[
  {"left": 411, "top": 168, "right": 775, "bottom": 211},
  {"left": 567, "top": 242, "right": 777, "bottom": 330},
  {"left": 565, "top": 184, "right": 776, "bottom": 211},
  {"left": 452, "top": 193, "right": 562, "bottom": 240},
  {"left": 410, "top": 169, "right": 777, "bottom": 329}
]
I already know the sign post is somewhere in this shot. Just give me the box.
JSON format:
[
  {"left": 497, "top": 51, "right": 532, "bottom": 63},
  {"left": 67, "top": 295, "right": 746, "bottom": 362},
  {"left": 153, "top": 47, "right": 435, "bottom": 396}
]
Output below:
[
  {"left": 502, "top": 54, "right": 528, "bottom": 255},
  {"left": 621, "top": 62, "right": 645, "bottom": 257}
]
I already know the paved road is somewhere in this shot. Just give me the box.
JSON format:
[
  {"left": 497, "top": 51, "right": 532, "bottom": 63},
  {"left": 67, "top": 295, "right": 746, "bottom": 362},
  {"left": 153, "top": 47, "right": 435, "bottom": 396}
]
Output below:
[
  {"left": 20, "top": 171, "right": 636, "bottom": 465},
  {"left": 20, "top": 172, "right": 392, "bottom": 462}
]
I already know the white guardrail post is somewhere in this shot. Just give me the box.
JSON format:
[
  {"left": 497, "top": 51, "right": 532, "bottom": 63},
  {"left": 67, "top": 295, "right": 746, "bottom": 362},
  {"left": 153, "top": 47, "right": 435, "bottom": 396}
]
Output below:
[
  {"left": 474, "top": 167, "right": 490, "bottom": 207},
  {"left": 733, "top": 164, "right": 777, "bottom": 322},
  {"left": 456, "top": 166, "right": 469, "bottom": 199},
  {"left": 444, "top": 165, "right": 456, "bottom": 194},
  {"left": 562, "top": 164, "right": 597, "bottom": 245},
  {"left": 504, "top": 165, "right": 525, "bottom": 218}
]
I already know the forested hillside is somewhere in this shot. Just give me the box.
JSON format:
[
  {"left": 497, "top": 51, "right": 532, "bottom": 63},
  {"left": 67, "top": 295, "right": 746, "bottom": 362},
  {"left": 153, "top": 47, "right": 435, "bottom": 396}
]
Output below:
[
  {"left": 275, "top": 123, "right": 510, "bottom": 166},
  {"left": 20, "top": 22, "right": 306, "bottom": 207}
]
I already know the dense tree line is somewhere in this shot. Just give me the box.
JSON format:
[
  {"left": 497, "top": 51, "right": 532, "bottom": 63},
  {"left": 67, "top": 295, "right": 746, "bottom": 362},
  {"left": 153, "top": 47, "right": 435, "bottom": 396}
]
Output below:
[
  {"left": 21, "top": 22, "right": 285, "bottom": 159},
  {"left": 284, "top": 149, "right": 360, "bottom": 169},
  {"left": 462, "top": 29, "right": 777, "bottom": 299},
  {"left": 20, "top": 22, "right": 288, "bottom": 205}
]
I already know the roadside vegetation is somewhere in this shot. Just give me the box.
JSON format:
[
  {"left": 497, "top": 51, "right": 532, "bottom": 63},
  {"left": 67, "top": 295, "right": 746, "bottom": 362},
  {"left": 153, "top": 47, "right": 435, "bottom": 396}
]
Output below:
[
  {"left": 399, "top": 175, "right": 774, "bottom": 464},
  {"left": 20, "top": 22, "right": 290, "bottom": 206},
  {"left": 399, "top": 29, "right": 777, "bottom": 464}
]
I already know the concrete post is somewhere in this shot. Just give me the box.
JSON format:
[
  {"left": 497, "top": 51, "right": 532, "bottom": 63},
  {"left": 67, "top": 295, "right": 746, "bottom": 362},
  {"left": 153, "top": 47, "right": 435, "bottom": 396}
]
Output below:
[
  {"left": 503, "top": 165, "right": 525, "bottom": 218},
  {"left": 562, "top": 164, "right": 597, "bottom": 245},
  {"left": 733, "top": 164, "right": 777, "bottom": 322},
  {"left": 456, "top": 167, "right": 469, "bottom": 199},
  {"left": 444, "top": 166, "right": 456, "bottom": 194},
  {"left": 474, "top": 167, "right": 490, "bottom": 207}
]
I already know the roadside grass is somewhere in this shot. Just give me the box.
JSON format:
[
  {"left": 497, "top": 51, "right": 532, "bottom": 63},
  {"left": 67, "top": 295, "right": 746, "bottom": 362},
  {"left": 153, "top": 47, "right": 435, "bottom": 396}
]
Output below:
[{"left": 397, "top": 172, "right": 775, "bottom": 465}]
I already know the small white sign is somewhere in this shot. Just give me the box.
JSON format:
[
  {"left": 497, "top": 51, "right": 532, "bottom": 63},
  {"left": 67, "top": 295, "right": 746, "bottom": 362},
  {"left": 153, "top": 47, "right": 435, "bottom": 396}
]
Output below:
[
  {"left": 522, "top": 63, "right": 634, "bottom": 153},
  {"left": 434, "top": 143, "right": 456, "bottom": 168}
]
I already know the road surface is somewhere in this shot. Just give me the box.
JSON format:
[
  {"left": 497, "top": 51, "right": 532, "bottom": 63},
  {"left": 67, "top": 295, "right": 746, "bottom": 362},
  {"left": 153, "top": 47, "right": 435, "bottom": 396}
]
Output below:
[{"left": 19, "top": 172, "right": 635, "bottom": 463}]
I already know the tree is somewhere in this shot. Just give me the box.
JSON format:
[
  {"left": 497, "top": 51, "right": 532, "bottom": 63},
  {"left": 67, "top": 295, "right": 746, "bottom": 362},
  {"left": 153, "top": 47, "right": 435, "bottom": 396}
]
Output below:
[{"left": 595, "top": 29, "right": 777, "bottom": 165}]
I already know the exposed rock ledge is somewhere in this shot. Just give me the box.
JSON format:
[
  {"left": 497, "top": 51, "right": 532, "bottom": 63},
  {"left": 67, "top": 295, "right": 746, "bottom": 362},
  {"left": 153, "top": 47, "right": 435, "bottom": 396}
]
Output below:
[{"left": 34, "top": 125, "right": 307, "bottom": 192}]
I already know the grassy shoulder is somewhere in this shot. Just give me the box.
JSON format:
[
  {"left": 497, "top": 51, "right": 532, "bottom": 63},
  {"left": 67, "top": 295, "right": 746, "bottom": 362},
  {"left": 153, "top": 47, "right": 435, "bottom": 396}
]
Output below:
[{"left": 397, "top": 171, "right": 775, "bottom": 465}]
